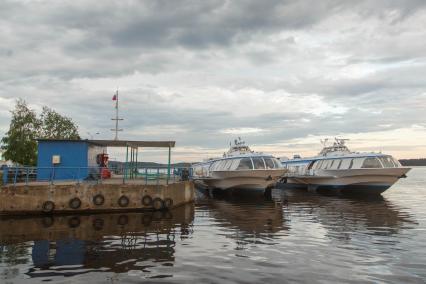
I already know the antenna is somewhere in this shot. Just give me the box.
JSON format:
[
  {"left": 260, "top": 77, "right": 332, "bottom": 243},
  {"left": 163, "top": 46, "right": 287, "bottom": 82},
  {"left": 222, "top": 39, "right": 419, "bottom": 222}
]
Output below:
[
  {"left": 335, "top": 137, "right": 349, "bottom": 146},
  {"left": 111, "top": 89, "right": 123, "bottom": 140}
]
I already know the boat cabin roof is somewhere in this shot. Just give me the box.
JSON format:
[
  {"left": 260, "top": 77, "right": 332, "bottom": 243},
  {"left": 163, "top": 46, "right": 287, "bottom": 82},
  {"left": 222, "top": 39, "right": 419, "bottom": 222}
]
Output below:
[{"left": 282, "top": 152, "right": 390, "bottom": 164}]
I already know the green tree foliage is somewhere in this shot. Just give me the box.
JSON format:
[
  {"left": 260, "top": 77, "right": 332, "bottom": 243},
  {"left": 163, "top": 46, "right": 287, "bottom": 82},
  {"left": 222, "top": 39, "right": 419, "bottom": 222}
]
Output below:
[
  {"left": 39, "top": 106, "right": 80, "bottom": 140},
  {"left": 1, "top": 100, "right": 81, "bottom": 166},
  {"left": 1, "top": 99, "right": 40, "bottom": 166}
]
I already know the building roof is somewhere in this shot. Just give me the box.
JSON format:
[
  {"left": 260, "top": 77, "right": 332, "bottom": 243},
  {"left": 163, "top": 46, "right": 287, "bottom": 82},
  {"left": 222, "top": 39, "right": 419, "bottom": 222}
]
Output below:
[{"left": 37, "top": 139, "right": 175, "bottom": 148}]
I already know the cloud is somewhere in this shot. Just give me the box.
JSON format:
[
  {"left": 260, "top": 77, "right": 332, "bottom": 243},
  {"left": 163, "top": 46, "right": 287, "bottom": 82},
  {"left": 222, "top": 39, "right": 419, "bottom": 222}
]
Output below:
[{"left": 1, "top": 0, "right": 426, "bottom": 160}]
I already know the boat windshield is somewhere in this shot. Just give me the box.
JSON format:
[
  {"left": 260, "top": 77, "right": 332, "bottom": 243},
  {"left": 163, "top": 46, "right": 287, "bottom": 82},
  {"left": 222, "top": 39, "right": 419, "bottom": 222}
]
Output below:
[
  {"left": 252, "top": 157, "right": 265, "bottom": 169},
  {"left": 361, "top": 157, "right": 382, "bottom": 168},
  {"left": 264, "top": 158, "right": 275, "bottom": 169},
  {"left": 236, "top": 158, "right": 253, "bottom": 170}
]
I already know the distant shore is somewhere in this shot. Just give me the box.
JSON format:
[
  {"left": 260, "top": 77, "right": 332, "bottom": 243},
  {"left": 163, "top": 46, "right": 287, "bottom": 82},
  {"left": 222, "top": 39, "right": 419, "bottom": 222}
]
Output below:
[{"left": 399, "top": 159, "right": 426, "bottom": 166}]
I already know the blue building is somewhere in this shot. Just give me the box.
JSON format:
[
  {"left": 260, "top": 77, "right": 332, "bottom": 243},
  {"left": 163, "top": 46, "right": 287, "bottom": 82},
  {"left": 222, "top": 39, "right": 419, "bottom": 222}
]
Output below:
[
  {"left": 36, "top": 139, "right": 175, "bottom": 182},
  {"left": 37, "top": 139, "right": 106, "bottom": 181}
]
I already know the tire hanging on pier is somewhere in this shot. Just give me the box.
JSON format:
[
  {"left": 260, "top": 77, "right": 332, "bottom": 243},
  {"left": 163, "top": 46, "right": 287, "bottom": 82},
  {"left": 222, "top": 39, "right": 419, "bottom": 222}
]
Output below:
[
  {"left": 93, "top": 194, "right": 105, "bottom": 206},
  {"left": 42, "top": 201, "right": 55, "bottom": 213},
  {"left": 118, "top": 195, "right": 129, "bottom": 207},
  {"left": 164, "top": 198, "right": 173, "bottom": 209},
  {"left": 69, "top": 197, "right": 82, "bottom": 209},
  {"left": 142, "top": 195, "right": 153, "bottom": 206},
  {"left": 152, "top": 197, "right": 165, "bottom": 210}
]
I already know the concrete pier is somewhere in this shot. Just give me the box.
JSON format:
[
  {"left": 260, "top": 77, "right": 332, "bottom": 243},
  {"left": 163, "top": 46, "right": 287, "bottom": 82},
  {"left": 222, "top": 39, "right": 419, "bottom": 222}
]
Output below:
[{"left": 0, "top": 180, "right": 194, "bottom": 215}]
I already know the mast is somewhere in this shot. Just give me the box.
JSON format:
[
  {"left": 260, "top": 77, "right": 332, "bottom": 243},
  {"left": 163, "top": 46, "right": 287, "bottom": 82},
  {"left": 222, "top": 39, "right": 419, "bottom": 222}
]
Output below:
[{"left": 111, "top": 89, "right": 123, "bottom": 140}]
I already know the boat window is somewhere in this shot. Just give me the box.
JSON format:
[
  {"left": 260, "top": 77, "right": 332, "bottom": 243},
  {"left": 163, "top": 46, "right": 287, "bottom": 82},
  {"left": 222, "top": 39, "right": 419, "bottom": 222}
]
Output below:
[
  {"left": 391, "top": 157, "right": 401, "bottom": 167},
  {"left": 348, "top": 159, "right": 354, "bottom": 169},
  {"left": 322, "top": 160, "right": 332, "bottom": 169},
  {"left": 339, "top": 158, "right": 351, "bottom": 169},
  {"left": 315, "top": 160, "right": 323, "bottom": 169},
  {"left": 361, "top": 157, "right": 382, "bottom": 168},
  {"left": 352, "top": 158, "right": 364, "bottom": 169},
  {"left": 212, "top": 161, "right": 225, "bottom": 171},
  {"left": 226, "top": 159, "right": 235, "bottom": 170},
  {"left": 229, "top": 159, "right": 240, "bottom": 170},
  {"left": 264, "top": 158, "right": 275, "bottom": 169},
  {"left": 209, "top": 162, "right": 216, "bottom": 171},
  {"left": 252, "top": 157, "right": 266, "bottom": 169},
  {"left": 236, "top": 158, "right": 253, "bottom": 170},
  {"left": 329, "top": 159, "right": 340, "bottom": 170},
  {"left": 379, "top": 156, "right": 395, "bottom": 168},
  {"left": 336, "top": 159, "right": 343, "bottom": 169},
  {"left": 272, "top": 158, "right": 282, "bottom": 168}
]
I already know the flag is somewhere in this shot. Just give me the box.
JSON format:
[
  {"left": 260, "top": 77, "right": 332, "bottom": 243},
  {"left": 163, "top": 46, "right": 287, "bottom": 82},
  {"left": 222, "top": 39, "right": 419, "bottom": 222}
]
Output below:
[{"left": 112, "top": 94, "right": 117, "bottom": 100}]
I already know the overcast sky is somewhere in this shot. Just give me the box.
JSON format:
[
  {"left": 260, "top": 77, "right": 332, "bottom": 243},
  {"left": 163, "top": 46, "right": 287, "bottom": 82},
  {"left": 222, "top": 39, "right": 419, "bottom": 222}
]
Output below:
[{"left": 1, "top": 0, "right": 426, "bottom": 162}]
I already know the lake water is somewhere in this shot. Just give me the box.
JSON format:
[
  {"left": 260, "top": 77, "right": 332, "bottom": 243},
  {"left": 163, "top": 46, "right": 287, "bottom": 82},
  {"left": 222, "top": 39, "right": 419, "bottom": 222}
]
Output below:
[{"left": 1, "top": 168, "right": 425, "bottom": 283}]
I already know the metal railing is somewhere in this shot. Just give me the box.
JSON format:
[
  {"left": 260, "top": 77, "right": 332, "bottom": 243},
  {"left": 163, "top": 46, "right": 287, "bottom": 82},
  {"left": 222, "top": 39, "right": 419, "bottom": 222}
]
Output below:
[{"left": 1, "top": 166, "right": 192, "bottom": 186}]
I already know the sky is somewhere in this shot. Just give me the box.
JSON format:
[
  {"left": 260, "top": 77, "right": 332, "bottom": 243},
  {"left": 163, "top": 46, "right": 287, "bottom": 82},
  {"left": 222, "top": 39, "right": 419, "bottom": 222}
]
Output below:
[{"left": 1, "top": 0, "right": 426, "bottom": 163}]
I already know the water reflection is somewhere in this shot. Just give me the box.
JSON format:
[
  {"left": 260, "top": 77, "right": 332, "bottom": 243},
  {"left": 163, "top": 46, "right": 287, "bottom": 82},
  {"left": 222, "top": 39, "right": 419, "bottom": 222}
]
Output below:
[
  {"left": 273, "top": 189, "right": 417, "bottom": 241},
  {"left": 0, "top": 182, "right": 423, "bottom": 283},
  {"left": 198, "top": 187, "right": 417, "bottom": 247},
  {"left": 197, "top": 188, "right": 289, "bottom": 250},
  {"left": 0, "top": 204, "right": 194, "bottom": 279}
]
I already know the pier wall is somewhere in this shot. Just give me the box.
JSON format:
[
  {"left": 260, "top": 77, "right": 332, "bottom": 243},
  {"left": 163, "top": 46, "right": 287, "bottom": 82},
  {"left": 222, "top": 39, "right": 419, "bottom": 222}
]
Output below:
[{"left": 0, "top": 181, "right": 194, "bottom": 215}]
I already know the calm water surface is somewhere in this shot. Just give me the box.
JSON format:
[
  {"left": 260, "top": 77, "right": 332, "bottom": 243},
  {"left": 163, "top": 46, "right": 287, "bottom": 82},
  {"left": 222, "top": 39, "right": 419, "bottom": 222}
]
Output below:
[{"left": 1, "top": 168, "right": 426, "bottom": 283}]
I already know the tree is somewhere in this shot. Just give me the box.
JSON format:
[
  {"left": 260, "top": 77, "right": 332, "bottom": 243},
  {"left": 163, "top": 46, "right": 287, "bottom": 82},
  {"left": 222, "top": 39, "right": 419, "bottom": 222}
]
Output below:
[
  {"left": 39, "top": 107, "right": 80, "bottom": 140},
  {"left": 1, "top": 99, "right": 40, "bottom": 166},
  {"left": 1, "top": 100, "right": 81, "bottom": 166}
]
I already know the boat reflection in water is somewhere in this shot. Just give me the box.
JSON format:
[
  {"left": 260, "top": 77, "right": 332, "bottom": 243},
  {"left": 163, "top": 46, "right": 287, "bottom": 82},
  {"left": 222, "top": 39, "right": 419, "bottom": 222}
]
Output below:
[
  {"left": 202, "top": 189, "right": 287, "bottom": 232},
  {"left": 0, "top": 204, "right": 194, "bottom": 279},
  {"left": 197, "top": 186, "right": 416, "bottom": 242},
  {"left": 271, "top": 188, "right": 417, "bottom": 240}
]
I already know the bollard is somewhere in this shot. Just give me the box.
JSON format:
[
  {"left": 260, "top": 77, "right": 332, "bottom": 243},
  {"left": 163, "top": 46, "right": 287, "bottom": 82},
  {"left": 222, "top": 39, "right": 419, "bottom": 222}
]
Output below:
[
  {"left": 25, "top": 167, "right": 29, "bottom": 185},
  {"left": 157, "top": 168, "right": 160, "bottom": 185}
]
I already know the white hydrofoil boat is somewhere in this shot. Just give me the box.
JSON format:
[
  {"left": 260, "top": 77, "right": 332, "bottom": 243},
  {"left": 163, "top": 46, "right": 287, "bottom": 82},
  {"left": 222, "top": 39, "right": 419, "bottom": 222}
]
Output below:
[
  {"left": 279, "top": 138, "right": 410, "bottom": 194},
  {"left": 192, "top": 138, "right": 286, "bottom": 191}
]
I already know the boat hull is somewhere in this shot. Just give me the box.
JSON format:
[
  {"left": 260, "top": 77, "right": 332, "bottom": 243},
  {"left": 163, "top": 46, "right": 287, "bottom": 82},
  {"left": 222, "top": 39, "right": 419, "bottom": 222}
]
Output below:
[
  {"left": 279, "top": 168, "right": 410, "bottom": 194},
  {"left": 195, "top": 169, "right": 286, "bottom": 191}
]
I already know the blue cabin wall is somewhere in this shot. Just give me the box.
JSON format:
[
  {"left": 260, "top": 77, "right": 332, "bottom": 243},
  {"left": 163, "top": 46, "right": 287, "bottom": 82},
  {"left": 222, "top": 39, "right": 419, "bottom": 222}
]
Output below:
[{"left": 37, "top": 141, "right": 89, "bottom": 181}]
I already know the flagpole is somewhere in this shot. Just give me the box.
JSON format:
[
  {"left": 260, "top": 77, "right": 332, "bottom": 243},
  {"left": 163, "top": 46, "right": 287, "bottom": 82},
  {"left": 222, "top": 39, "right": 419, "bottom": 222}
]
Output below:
[
  {"left": 111, "top": 89, "right": 123, "bottom": 140},
  {"left": 115, "top": 90, "right": 119, "bottom": 140}
]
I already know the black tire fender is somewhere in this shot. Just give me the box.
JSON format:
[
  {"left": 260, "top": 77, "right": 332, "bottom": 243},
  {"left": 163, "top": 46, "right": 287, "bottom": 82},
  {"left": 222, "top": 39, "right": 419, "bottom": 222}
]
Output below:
[
  {"left": 42, "top": 201, "right": 55, "bottom": 213},
  {"left": 164, "top": 198, "right": 173, "bottom": 209},
  {"left": 152, "top": 197, "right": 164, "bottom": 210},
  {"left": 118, "top": 195, "right": 129, "bottom": 207},
  {"left": 93, "top": 194, "right": 105, "bottom": 206},
  {"left": 142, "top": 195, "right": 153, "bottom": 206},
  {"left": 69, "top": 197, "right": 82, "bottom": 209}
]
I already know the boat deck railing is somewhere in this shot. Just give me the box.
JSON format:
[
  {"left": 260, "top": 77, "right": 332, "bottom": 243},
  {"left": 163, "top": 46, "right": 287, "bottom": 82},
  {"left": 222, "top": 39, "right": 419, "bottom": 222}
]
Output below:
[{"left": 1, "top": 166, "right": 193, "bottom": 186}]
